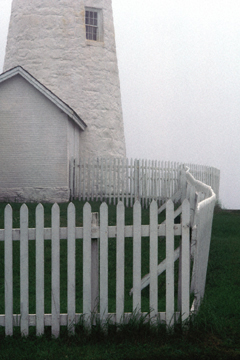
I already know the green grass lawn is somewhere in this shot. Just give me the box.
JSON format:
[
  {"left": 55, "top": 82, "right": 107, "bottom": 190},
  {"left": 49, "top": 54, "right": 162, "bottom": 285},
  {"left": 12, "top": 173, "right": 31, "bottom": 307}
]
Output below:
[{"left": 0, "top": 202, "right": 239, "bottom": 359}]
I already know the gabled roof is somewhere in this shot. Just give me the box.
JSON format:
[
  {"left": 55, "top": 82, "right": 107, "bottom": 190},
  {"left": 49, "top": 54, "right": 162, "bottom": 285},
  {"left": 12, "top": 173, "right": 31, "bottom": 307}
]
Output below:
[{"left": 0, "top": 66, "right": 87, "bottom": 131}]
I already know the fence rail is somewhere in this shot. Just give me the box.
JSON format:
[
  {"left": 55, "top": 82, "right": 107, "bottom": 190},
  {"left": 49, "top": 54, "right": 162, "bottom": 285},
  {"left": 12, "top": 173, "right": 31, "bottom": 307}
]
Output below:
[{"left": 69, "top": 157, "right": 220, "bottom": 206}]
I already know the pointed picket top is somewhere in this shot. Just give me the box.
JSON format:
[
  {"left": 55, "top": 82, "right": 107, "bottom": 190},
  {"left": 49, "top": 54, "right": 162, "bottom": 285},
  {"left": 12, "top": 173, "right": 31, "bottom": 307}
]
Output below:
[
  {"left": 67, "top": 201, "right": 75, "bottom": 210},
  {"left": 36, "top": 203, "right": 43, "bottom": 209},
  {"left": 67, "top": 202, "right": 76, "bottom": 228},
  {"left": 4, "top": 204, "right": 13, "bottom": 231},
  {"left": 4, "top": 204, "right": 12, "bottom": 230},
  {"left": 52, "top": 202, "right": 60, "bottom": 214},
  {"left": 36, "top": 204, "right": 44, "bottom": 228},
  {"left": 51, "top": 203, "right": 60, "bottom": 230},
  {"left": 67, "top": 202, "right": 75, "bottom": 225},
  {"left": 100, "top": 201, "right": 108, "bottom": 212},
  {"left": 133, "top": 200, "right": 141, "bottom": 209},
  {"left": 83, "top": 202, "right": 91, "bottom": 214},
  {"left": 20, "top": 203, "right": 29, "bottom": 233},
  {"left": 166, "top": 198, "right": 174, "bottom": 207},
  {"left": 117, "top": 200, "right": 124, "bottom": 211},
  {"left": 20, "top": 203, "right": 28, "bottom": 221},
  {"left": 150, "top": 199, "right": 158, "bottom": 211},
  {"left": 4, "top": 203, "right": 12, "bottom": 217}
]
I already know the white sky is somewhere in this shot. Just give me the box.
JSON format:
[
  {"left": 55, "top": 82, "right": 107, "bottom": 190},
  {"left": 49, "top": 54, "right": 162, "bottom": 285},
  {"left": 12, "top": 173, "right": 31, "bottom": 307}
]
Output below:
[{"left": 1, "top": 0, "right": 240, "bottom": 209}]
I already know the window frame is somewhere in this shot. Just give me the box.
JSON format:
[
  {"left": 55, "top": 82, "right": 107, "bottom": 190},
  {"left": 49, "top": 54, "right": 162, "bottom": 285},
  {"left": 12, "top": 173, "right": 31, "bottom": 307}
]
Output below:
[{"left": 85, "top": 7, "right": 103, "bottom": 43}]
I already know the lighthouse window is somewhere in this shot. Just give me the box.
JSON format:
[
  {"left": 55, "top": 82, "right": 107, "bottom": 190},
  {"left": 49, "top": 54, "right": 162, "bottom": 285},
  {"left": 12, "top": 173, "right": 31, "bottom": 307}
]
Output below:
[{"left": 85, "top": 8, "right": 103, "bottom": 42}]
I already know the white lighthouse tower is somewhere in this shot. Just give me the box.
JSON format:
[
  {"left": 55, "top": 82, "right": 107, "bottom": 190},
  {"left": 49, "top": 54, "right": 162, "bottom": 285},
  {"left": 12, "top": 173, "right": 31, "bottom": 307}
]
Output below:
[{"left": 3, "top": 0, "right": 126, "bottom": 159}]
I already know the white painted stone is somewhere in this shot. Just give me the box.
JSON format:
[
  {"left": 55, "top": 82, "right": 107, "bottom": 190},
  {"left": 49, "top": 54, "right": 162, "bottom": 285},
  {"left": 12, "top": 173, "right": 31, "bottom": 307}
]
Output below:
[{"left": 3, "top": 0, "right": 126, "bottom": 159}]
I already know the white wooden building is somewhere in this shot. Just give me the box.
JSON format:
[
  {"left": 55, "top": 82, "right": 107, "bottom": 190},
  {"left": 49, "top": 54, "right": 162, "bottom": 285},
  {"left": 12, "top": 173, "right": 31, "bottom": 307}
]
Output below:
[{"left": 0, "top": 66, "right": 87, "bottom": 203}]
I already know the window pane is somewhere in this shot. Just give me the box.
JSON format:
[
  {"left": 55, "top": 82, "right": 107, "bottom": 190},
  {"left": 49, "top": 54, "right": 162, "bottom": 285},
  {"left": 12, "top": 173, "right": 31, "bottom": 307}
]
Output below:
[
  {"left": 86, "top": 26, "right": 97, "bottom": 41},
  {"left": 85, "top": 11, "right": 90, "bottom": 24},
  {"left": 94, "top": 13, "right": 98, "bottom": 26},
  {"left": 92, "top": 27, "right": 97, "bottom": 41}
]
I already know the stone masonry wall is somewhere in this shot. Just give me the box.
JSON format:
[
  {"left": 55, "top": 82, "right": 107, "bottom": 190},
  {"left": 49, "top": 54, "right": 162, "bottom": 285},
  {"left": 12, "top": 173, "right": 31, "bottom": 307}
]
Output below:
[{"left": 3, "top": 0, "right": 126, "bottom": 159}]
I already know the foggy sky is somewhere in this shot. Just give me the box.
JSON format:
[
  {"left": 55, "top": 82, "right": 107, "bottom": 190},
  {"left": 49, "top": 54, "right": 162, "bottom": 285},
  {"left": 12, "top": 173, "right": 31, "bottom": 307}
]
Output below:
[{"left": 1, "top": 0, "right": 240, "bottom": 209}]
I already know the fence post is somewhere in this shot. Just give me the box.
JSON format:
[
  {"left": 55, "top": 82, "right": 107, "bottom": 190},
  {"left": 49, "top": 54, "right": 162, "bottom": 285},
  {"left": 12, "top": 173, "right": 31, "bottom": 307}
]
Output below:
[{"left": 91, "top": 212, "right": 99, "bottom": 317}]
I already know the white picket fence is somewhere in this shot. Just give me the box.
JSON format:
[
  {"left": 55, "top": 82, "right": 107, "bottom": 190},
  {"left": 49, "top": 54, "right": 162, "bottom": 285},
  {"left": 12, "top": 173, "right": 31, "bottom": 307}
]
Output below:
[
  {"left": 69, "top": 157, "right": 220, "bottom": 206},
  {"left": 0, "top": 166, "right": 217, "bottom": 337},
  {"left": 0, "top": 199, "right": 192, "bottom": 337},
  {"left": 133, "top": 166, "right": 217, "bottom": 313}
]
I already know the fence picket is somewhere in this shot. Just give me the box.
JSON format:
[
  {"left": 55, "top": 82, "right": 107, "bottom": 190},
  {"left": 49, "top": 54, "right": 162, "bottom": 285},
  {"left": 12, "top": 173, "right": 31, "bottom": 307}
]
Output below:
[
  {"left": 181, "top": 199, "right": 190, "bottom": 321},
  {"left": 78, "top": 158, "right": 82, "bottom": 201},
  {"left": 133, "top": 201, "right": 141, "bottom": 312},
  {"left": 129, "top": 158, "right": 133, "bottom": 207},
  {"left": 0, "top": 163, "right": 215, "bottom": 336},
  {"left": 36, "top": 204, "right": 44, "bottom": 335},
  {"left": 83, "top": 203, "right": 91, "bottom": 324},
  {"left": 109, "top": 158, "right": 112, "bottom": 204},
  {"left": 20, "top": 204, "right": 29, "bottom": 336},
  {"left": 166, "top": 200, "right": 174, "bottom": 326},
  {"left": 67, "top": 202, "right": 76, "bottom": 333},
  {"left": 116, "top": 201, "right": 125, "bottom": 323},
  {"left": 4, "top": 204, "right": 13, "bottom": 336},
  {"left": 113, "top": 158, "right": 116, "bottom": 205},
  {"left": 144, "top": 159, "right": 148, "bottom": 208},
  {"left": 100, "top": 203, "right": 108, "bottom": 322},
  {"left": 51, "top": 203, "right": 60, "bottom": 337},
  {"left": 125, "top": 158, "right": 129, "bottom": 207},
  {"left": 150, "top": 200, "right": 158, "bottom": 319}
]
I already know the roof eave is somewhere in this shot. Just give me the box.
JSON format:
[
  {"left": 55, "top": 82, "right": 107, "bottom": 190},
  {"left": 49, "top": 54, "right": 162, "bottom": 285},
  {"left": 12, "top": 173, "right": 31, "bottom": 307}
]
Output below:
[{"left": 0, "top": 66, "right": 87, "bottom": 131}]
